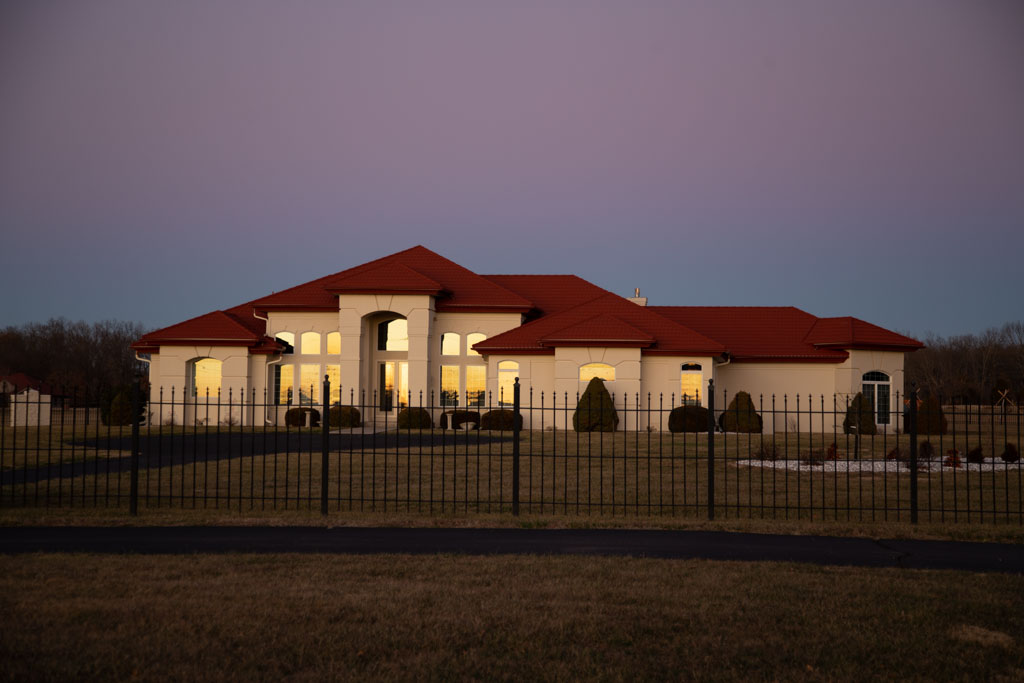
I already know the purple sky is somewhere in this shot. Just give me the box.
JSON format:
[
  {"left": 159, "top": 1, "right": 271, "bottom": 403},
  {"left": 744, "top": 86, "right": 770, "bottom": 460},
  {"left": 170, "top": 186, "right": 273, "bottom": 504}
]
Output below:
[{"left": 2, "top": 0, "right": 1022, "bottom": 338}]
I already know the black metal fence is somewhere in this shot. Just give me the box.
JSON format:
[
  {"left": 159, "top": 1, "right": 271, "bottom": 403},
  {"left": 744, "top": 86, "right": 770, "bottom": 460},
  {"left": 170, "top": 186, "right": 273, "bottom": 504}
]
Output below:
[{"left": 1, "top": 379, "right": 1022, "bottom": 524}]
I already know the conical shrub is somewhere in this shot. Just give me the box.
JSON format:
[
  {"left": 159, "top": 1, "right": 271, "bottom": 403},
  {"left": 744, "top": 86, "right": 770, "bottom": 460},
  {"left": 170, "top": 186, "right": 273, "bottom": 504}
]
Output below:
[
  {"left": 843, "top": 393, "right": 877, "bottom": 436},
  {"left": 718, "top": 391, "right": 762, "bottom": 433},
  {"left": 573, "top": 377, "right": 618, "bottom": 432},
  {"left": 916, "top": 395, "right": 948, "bottom": 435}
]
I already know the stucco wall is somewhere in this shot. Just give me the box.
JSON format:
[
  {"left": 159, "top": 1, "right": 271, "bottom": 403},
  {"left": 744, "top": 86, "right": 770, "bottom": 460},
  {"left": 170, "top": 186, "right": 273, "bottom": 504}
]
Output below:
[
  {"left": 147, "top": 345, "right": 250, "bottom": 426},
  {"left": 8, "top": 389, "right": 50, "bottom": 427}
]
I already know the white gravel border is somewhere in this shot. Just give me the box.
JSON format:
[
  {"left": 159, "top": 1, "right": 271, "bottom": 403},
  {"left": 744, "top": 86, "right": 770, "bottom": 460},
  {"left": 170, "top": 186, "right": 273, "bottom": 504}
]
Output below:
[{"left": 735, "top": 458, "right": 1024, "bottom": 474}]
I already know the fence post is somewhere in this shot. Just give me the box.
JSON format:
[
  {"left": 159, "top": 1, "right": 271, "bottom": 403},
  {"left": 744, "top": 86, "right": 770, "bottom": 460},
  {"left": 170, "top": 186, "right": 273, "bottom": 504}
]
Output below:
[
  {"left": 129, "top": 379, "right": 141, "bottom": 516},
  {"left": 909, "top": 384, "right": 918, "bottom": 524},
  {"left": 707, "top": 378, "right": 715, "bottom": 520},
  {"left": 321, "top": 375, "right": 330, "bottom": 516},
  {"left": 512, "top": 377, "right": 520, "bottom": 516}
]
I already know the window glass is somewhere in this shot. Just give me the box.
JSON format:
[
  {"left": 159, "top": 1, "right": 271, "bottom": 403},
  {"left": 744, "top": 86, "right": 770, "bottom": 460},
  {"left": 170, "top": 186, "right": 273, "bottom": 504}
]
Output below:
[
  {"left": 467, "top": 333, "right": 486, "bottom": 356},
  {"left": 440, "top": 365, "right": 460, "bottom": 407},
  {"left": 681, "top": 364, "right": 702, "bottom": 406},
  {"left": 275, "top": 364, "right": 294, "bottom": 405},
  {"left": 579, "top": 363, "right": 615, "bottom": 382},
  {"left": 466, "top": 366, "right": 486, "bottom": 408},
  {"left": 191, "top": 358, "right": 222, "bottom": 398},
  {"left": 377, "top": 319, "right": 408, "bottom": 351},
  {"left": 275, "top": 332, "right": 295, "bottom": 354},
  {"left": 300, "top": 332, "right": 320, "bottom": 355},
  {"left": 441, "top": 332, "right": 461, "bottom": 356},
  {"left": 862, "top": 372, "right": 891, "bottom": 425},
  {"left": 326, "top": 364, "right": 341, "bottom": 404},
  {"left": 326, "top": 332, "right": 341, "bottom": 355},
  {"left": 498, "top": 361, "right": 518, "bottom": 406},
  {"left": 299, "top": 364, "right": 320, "bottom": 405}
]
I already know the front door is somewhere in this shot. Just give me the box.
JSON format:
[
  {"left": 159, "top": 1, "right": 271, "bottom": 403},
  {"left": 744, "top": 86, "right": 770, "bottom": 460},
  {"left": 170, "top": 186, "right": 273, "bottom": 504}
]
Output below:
[{"left": 379, "top": 361, "right": 409, "bottom": 411}]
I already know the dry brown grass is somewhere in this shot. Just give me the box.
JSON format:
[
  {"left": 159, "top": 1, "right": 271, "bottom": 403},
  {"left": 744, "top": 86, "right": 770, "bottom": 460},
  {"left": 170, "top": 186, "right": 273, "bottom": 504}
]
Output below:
[{"left": 1, "top": 553, "right": 1022, "bottom": 681}]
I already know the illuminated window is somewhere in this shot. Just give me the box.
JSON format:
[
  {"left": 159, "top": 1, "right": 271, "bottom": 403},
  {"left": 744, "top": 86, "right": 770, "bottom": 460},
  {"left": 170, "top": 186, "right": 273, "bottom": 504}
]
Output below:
[
  {"left": 189, "top": 358, "right": 222, "bottom": 398},
  {"left": 440, "top": 365, "right": 460, "bottom": 407},
  {"left": 466, "top": 365, "right": 486, "bottom": 408},
  {"left": 862, "top": 371, "right": 891, "bottom": 425},
  {"left": 377, "top": 319, "right": 408, "bottom": 351},
  {"left": 301, "top": 332, "right": 321, "bottom": 355},
  {"left": 275, "top": 332, "right": 295, "bottom": 354},
  {"left": 274, "top": 364, "right": 293, "bottom": 405},
  {"left": 681, "top": 363, "right": 702, "bottom": 406},
  {"left": 326, "top": 364, "right": 341, "bottom": 404},
  {"left": 579, "top": 363, "right": 615, "bottom": 382},
  {"left": 299, "top": 364, "right": 320, "bottom": 405},
  {"left": 441, "top": 332, "right": 461, "bottom": 356},
  {"left": 327, "top": 332, "right": 341, "bottom": 355},
  {"left": 467, "top": 333, "right": 486, "bottom": 356},
  {"left": 498, "top": 361, "right": 518, "bottom": 406}
]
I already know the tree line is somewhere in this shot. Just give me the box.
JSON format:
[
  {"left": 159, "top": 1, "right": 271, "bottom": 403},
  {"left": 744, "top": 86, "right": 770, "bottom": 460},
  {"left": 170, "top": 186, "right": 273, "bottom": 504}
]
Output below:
[
  {"left": 0, "top": 318, "right": 149, "bottom": 392},
  {"left": 905, "top": 322, "right": 1024, "bottom": 404}
]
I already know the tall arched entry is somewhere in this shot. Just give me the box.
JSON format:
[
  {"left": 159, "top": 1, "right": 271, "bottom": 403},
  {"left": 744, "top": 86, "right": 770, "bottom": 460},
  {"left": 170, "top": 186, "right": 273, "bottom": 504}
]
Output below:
[{"left": 371, "top": 315, "right": 409, "bottom": 412}]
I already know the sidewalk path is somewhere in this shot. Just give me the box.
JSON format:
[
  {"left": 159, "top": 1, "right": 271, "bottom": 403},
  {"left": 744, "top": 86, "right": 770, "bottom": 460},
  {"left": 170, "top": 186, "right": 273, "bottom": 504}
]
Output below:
[{"left": 2, "top": 526, "right": 1022, "bottom": 573}]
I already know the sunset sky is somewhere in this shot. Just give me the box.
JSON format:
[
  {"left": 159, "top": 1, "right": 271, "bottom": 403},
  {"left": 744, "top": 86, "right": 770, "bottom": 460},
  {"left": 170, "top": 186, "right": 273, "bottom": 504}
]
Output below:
[{"left": 1, "top": 1, "right": 1022, "bottom": 338}]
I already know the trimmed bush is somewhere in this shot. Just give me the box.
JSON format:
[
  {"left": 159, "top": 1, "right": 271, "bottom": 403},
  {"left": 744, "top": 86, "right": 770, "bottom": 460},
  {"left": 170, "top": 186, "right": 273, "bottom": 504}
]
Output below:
[
  {"left": 328, "top": 405, "right": 361, "bottom": 429},
  {"left": 966, "top": 446, "right": 985, "bottom": 464},
  {"left": 1000, "top": 443, "right": 1020, "bottom": 463},
  {"left": 752, "top": 441, "right": 778, "bottom": 461},
  {"left": 440, "top": 410, "right": 480, "bottom": 430},
  {"left": 718, "top": 392, "right": 762, "bottom": 433},
  {"left": 102, "top": 387, "right": 146, "bottom": 426},
  {"left": 842, "top": 393, "right": 877, "bottom": 436},
  {"left": 397, "top": 407, "right": 433, "bottom": 429},
  {"left": 919, "top": 441, "right": 936, "bottom": 461},
  {"left": 668, "top": 405, "right": 709, "bottom": 433},
  {"left": 480, "top": 409, "right": 522, "bottom": 431},
  {"left": 916, "top": 395, "right": 948, "bottom": 435},
  {"left": 285, "top": 407, "right": 320, "bottom": 428},
  {"left": 572, "top": 378, "right": 618, "bottom": 433}
]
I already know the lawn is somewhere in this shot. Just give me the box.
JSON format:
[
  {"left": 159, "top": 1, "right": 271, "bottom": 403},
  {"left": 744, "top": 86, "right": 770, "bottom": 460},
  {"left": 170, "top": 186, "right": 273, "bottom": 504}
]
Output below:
[{"left": 1, "top": 553, "right": 1022, "bottom": 681}]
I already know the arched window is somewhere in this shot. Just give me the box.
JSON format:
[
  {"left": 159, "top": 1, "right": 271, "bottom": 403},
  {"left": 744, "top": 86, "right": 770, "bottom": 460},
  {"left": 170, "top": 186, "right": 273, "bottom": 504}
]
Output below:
[
  {"left": 498, "top": 361, "right": 518, "bottom": 406},
  {"left": 440, "top": 332, "right": 461, "bottom": 356},
  {"left": 326, "top": 332, "right": 341, "bottom": 355},
  {"left": 275, "top": 332, "right": 294, "bottom": 354},
  {"left": 681, "top": 363, "right": 702, "bottom": 406},
  {"left": 862, "top": 371, "right": 891, "bottom": 425},
  {"left": 467, "top": 333, "right": 486, "bottom": 356},
  {"left": 301, "top": 332, "right": 321, "bottom": 355},
  {"left": 377, "top": 319, "right": 408, "bottom": 351},
  {"left": 579, "top": 363, "right": 615, "bottom": 382},
  {"left": 189, "top": 358, "right": 222, "bottom": 398}
]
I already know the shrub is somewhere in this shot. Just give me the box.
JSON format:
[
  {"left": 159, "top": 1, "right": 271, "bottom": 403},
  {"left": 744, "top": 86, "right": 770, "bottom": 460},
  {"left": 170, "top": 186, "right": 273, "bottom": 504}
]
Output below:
[
  {"left": 718, "top": 392, "right": 762, "bottom": 433},
  {"left": 573, "top": 378, "right": 619, "bottom": 433},
  {"left": 285, "top": 407, "right": 320, "bottom": 428},
  {"left": 480, "top": 409, "right": 522, "bottom": 431},
  {"left": 916, "top": 395, "right": 948, "bottom": 435},
  {"left": 886, "top": 446, "right": 904, "bottom": 462},
  {"left": 329, "top": 405, "right": 361, "bottom": 429},
  {"left": 1000, "top": 443, "right": 1020, "bottom": 464},
  {"left": 752, "top": 441, "right": 778, "bottom": 461},
  {"left": 801, "top": 450, "right": 825, "bottom": 466},
  {"left": 102, "top": 387, "right": 146, "bottom": 426},
  {"left": 842, "top": 393, "right": 877, "bottom": 436},
  {"left": 919, "top": 441, "right": 936, "bottom": 461},
  {"left": 943, "top": 451, "right": 962, "bottom": 468},
  {"left": 826, "top": 442, "right": 839, "bottom": 460},
  {"left": 397, "top": 407, "right": 433, "bottom": 429},
  {"left": 440, "top": 410, "right": 480, "bottom": 430},
  {"left": 668, "top": 405, "right": 709, "bottom": 433},
  {"left": 966, "top": 447, "right": 985, "bottom": 464}
]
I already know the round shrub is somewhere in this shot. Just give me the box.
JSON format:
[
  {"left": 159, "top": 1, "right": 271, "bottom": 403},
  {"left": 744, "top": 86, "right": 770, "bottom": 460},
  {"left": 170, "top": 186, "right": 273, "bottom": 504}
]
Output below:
[
  {"left": 329, "top": 405, "right": 361, "bottom": 429},
  {"left": 440, "top": 410, "right": 480, "bottom": 430},
  {"left": 668, "top": 405, "right": 709, "bottom": 433},
  {"left": 285, "top": 407, "right": 320, "bottom": 428},
  {"left": 718, "top": 391, "right": 762, "bottom": 433},
  {"left": 1000, "top": 443, "right": 1020, "bottom": 463},
  {"left": 916, "top": 395, "right": 948, "bottom": 435},
  {"left": 966, "top": 446, "right": 985, "bottom": 464},
  {"left": 480, "top": 409, "right": 522, "bottom": 431},
  {"left": 573, "top": 378, "right": 618, "bottom": 433},
  {"left": 397, "top": 407, "right": 433, "bottom": 429},
  {"left": 842, "top": 393, "right": 877, "bottom": 436}
]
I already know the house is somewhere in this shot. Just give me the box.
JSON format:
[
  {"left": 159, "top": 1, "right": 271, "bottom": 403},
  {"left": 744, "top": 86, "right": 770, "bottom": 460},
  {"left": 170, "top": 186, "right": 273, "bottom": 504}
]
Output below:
[
  {"left": 131, "top": 246, "right": 922, "bottom": 430},
  {"left": 2, "top": 374, "right": 53, "bottom": 427}
]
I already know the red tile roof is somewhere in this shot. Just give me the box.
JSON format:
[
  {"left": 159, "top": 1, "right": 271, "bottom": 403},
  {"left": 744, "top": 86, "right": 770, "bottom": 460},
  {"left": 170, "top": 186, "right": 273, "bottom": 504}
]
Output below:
[
  {"left": 0, "top": 372, "right": 52, "bottom": 395},
  {"left": 804, "top": 317, "right": 923, "bottom": 350},
  {"left": 482, "top": 274, "right": 612, "bottom": 316},
  {"left": 131, "top": 307, "right": 281, "bottom": 354},
  {"left": 326, "top": 262, "right": 444, "bottom": 295}
]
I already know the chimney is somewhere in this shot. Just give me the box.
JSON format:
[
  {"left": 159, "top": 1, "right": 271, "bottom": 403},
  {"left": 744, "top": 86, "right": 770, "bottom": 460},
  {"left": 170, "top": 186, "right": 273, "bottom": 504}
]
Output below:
[{"left": 628, "top": 287, "right": 648, "bottom": 306}]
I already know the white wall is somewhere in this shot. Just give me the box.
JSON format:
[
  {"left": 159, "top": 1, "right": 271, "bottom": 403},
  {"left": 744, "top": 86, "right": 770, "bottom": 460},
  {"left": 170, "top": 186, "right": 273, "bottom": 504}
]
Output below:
[{"left": 8, "top": 389, "right": 50, "bottom": 427}]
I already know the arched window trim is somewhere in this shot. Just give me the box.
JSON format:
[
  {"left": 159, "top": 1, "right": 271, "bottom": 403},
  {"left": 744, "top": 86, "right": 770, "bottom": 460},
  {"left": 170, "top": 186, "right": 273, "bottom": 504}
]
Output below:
[
  {"left": 300, "top": 331, "right": 321, "bottom": 355},
  {"left": 579, "top": 362, "right": 615, "bottom": 382},
  {"left": 275, "top": 332, "right": 295, "bottom": 355},
  {"left": 188, "top": 357, "right": 222, "bottom": 399},
  {"left": 466, "top": 332, "right": 486, "bottom": 357},
  {"left": 440, "top": 332, "right": 461, "bottom": 356},
  {"left": 861, "top": 370, "right": 892, "bottom": 425}
]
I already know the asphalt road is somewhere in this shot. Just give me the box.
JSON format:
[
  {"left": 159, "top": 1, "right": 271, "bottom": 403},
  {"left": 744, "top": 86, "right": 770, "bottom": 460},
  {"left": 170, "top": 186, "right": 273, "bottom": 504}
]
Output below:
[{"left": 2, "top": 526, "right": 1022, "bottom": 573}]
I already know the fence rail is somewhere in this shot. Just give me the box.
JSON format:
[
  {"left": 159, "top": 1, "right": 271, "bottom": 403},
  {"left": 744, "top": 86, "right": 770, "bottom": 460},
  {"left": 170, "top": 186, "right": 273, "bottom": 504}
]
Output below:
[{"left": 1, "top": 379, "right": 1022, "bottom": 525}]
